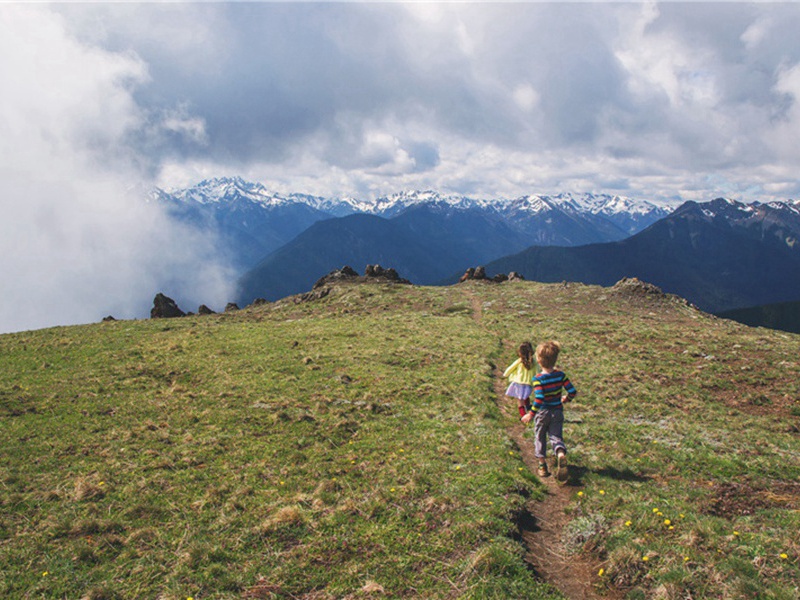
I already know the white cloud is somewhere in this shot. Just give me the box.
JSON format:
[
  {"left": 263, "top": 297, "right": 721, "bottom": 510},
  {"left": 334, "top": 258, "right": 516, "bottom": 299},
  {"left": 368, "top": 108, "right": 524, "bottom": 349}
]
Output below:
[{"left": 0, "top": 5, "right": 235, "bottom": 333}]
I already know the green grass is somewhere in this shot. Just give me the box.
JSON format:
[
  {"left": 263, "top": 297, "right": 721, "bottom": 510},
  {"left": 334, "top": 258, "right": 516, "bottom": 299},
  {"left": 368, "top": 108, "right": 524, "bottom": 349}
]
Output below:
[{"left": 1, "top": 280, "right": 799, "bottom": 599}]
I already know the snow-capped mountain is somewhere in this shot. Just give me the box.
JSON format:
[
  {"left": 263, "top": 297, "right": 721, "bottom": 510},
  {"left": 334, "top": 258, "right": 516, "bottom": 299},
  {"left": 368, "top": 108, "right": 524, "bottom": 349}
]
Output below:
[
  {"left": 151, "top": 176, "right": 678, "bottom": 273},
  {"left": 484, "top": 196, "right": 800, "bottom": 313},
  {"left": 676, "top": 197, "right": 800, "bottom": 252},
  {"left": 155, "top": 177, "right": 671, "bottom": 221}
]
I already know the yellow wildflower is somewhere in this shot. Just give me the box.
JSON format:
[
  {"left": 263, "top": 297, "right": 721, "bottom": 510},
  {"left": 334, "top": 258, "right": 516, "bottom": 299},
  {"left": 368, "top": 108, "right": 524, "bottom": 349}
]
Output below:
[
  {"left": 599, "top": 490, "right": 605, "bottom": 495},
  {"left": 598, "top": 568, "right": 605, "bottom": 576},
  {"left": 664, "top": 519, "right": 671, "bottom": 526},
  {"left": 780, "top": 553, "right": 789, "bottom": 560},
  {"left": 625, "top": 520, "right": 632, "bottom": 527},
  {"left": 642, "top": 556, "right": 649, "bottom": 562}
]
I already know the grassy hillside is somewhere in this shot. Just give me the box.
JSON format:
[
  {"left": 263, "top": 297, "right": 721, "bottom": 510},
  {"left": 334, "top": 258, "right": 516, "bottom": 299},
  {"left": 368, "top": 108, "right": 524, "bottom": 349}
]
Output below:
[{"left": 1, "top": 280, "right": 799, "bottom": 599}]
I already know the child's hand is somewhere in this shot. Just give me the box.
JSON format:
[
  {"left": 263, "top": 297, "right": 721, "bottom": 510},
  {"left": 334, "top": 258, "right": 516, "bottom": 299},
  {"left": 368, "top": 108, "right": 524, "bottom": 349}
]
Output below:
[
  {"left": 562, "top": 395, "right": 570, "bottom": 404},
  {"left": 521, "top": 411, "right": 534, "bottom": 424}
]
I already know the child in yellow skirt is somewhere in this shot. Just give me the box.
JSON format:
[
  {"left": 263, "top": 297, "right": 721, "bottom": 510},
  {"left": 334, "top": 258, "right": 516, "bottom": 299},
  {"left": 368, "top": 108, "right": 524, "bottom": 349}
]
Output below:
[{"left": 503, "top": 342, "right": 535, "bottom": 421}]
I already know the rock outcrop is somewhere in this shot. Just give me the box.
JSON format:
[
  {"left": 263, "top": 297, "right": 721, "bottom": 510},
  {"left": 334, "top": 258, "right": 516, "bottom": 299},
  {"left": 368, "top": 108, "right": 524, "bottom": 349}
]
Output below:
[
  {"left": 150, "top": 293, "right": 185, "bottom": 319},
  {"left": 312, "top": 265, "right": 411, "bottom": 290},
  {"left": 459, "top": 267, "right": 525, "bottom": 283}
]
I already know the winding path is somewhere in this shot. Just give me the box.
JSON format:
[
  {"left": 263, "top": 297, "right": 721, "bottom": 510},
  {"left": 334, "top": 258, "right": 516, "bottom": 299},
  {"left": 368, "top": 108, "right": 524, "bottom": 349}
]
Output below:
[
  {"left": 493, "top": 372, "right": 616, "bottom": 600},
  {"left": 467, "top": 286, "right": 614, "bottom": 599}
]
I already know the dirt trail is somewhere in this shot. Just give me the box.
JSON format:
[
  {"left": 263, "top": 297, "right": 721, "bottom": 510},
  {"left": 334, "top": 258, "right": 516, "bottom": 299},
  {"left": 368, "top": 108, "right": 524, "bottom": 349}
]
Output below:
[
  {"left": 466, "top": 287, "right": 614, "bottom": 598},
  {"left": 493, "top": 371, "right": 617, "bottom": 600}
]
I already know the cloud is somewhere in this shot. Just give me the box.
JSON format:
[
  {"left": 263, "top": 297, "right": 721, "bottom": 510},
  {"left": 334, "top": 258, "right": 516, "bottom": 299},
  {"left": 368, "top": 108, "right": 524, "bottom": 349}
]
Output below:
[
  {"left": 80, "top": 2, "right": 791, "bottom": 204},
  {"left": 0, "top": 5, "right": 235, "bottom": 333}
]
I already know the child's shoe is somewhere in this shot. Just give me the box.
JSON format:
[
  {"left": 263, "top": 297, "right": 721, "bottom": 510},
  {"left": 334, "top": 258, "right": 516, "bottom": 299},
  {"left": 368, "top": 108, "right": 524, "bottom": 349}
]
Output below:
[
  {"left": 555, "top": 451, "right": 568, "bottom": 483},
  {"left": 537, "top": 463, "right": 550, "bottom": 478}
]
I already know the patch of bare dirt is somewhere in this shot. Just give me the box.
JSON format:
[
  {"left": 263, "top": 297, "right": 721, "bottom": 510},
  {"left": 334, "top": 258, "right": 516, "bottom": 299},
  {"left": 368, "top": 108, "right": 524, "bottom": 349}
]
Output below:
[
  {"left": 704, "top": 481, "right": 800, "bottom": 518},
  {"left": 493, "top": 370, "right": 622, "bottom": 600}
]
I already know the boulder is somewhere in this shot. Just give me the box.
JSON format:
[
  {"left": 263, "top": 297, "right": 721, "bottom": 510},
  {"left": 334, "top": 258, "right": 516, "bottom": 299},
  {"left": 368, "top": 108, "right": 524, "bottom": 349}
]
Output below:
[
  {"left": 198, "top": 304, "right": 216, "bottom": 315},
  {"left": 364, "top": 264, "right": 410, "bottom": 284},
  {"left": 313, "top": 266, "right": 360, "bottom": 289},
  {"left": 459, "top": 267, "right": 476, "bottom": 283},
  {"left": 458, "top": 266, "right": 489, "bottom": 282},
  {"left": 151, "top": 293, "right": 185, "bottom": 319}
]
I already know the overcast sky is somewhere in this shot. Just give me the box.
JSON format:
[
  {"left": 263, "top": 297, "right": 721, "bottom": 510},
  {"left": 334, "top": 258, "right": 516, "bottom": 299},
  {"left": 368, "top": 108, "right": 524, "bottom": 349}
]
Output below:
[{"left": 2, "top": 2, "right": 800, "bottom": 332}]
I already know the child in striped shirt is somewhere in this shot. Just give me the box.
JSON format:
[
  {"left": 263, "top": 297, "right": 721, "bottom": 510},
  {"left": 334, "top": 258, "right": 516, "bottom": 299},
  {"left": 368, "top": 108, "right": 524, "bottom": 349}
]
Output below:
[{"left": 526, "top": 340, "right": 577, "bottom": 481}]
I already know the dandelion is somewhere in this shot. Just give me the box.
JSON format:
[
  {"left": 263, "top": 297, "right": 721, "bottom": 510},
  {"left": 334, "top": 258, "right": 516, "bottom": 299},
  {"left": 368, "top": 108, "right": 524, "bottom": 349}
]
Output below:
[
  {"left": 98, "top": 481, "right": 105, "bottom": 486},
  {"left": 42, "top": 571, "right": 48, "bottom": 577},
  {"left": 642, "top": 556, "right": 650, "bottom": 562},
  {"left": 625, "top": 520, "right": 632, "bottom": 527},
  {"left": 668, "top": 526, "right": 675, "bottom": 530},
  {"left": 652, "top": 508, "right": 660, "bottom": 513},
  {"left": 599, "top": 490, "right": 605, "bottom": 495},
  {"left": 684, "top": 556, "right": 690, "bottom": 562},
  {"left": 598, "top": 567, "right": 605, "bottom": 577},
  {"left": 733, "top": 531, "right": 740, "bottom": 536},
  {"left": 780, "top": 553, "right": 789, "bottom": 560},
  {"left": 664, "top": 519, "right": 671, "bottom": 526},
  {"left": 577, "top": 491, "right": 584, "bottom": 497},
  {"left": 679, "top": 514, "right": 685, "bottom": 519},
  {"left": 390, "top": 488, "right": 395, "bottom": 492}
]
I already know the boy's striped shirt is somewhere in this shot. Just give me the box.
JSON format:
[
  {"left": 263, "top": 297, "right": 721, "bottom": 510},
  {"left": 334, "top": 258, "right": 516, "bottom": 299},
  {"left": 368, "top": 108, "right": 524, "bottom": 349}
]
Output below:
[{"left": 532, "top": 370, "right": 576, "bottom": 410}]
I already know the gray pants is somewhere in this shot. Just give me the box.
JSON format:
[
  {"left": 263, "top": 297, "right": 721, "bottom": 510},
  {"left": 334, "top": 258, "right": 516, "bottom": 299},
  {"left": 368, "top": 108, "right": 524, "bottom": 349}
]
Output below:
[{"left": 534, "top": 407, "right": 566, "bottom": 459}]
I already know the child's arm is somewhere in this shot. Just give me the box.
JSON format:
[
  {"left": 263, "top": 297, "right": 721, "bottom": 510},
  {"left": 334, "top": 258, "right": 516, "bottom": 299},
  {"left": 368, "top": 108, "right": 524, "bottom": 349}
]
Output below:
[
  {"left": 561, "top": 375, "right": 577, "bottom": 403},
  {"left": 502, "top": 358, "right": 521, "bottom": 378},
  {"left": 531, "top": 377, "right": 545, "bottom": 411}
]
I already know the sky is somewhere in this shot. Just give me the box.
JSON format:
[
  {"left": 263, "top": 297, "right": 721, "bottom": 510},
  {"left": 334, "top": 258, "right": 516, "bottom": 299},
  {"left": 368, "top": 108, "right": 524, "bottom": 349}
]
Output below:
[{"left": 2, "top": 1, "right": 800, "bottom": 333}]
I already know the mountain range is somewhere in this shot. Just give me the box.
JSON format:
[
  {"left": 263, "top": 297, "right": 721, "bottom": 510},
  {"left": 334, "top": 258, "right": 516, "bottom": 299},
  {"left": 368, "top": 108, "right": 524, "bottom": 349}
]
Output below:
[
  {"left": 153, "top": 177, "right": 671, "bottom": 269},
  {"left": 479, "top": 198, "right": 800, "bottom": 313},
  {"left": 152, "top": 176, "right": 672, "bottom": 297},
  {"left": 153, "top": 178, "right": 800, "bottom": 316}
]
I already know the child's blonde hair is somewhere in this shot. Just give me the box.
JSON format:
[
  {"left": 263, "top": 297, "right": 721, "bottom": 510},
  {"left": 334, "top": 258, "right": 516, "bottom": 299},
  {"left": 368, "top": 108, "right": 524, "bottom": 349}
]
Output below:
[{"left": 536, "top": 340, "right": 561, "bottom": 370}]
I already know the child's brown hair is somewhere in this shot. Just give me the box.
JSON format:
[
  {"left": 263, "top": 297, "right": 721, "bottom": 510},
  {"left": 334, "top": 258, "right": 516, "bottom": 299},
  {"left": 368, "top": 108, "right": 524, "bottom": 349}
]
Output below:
[
  {"left": 518, "top": 341, "right": 534, "bottom": 370},
  {"left": 536, "top": 340, "right": 561, "bottom": 370}
]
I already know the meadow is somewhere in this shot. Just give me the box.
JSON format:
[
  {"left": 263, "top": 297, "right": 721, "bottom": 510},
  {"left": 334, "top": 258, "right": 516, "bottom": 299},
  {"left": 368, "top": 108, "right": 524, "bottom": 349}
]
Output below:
[{"left": 1, "top": 279, "right": 798, "bottom": 599}]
